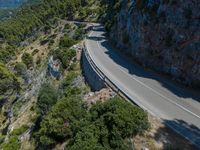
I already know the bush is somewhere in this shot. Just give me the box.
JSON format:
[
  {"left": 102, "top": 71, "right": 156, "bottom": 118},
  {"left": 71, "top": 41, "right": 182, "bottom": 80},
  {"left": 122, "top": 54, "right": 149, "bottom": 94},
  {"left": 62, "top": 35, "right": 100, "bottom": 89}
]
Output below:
[
  {"left": 0, "top": 45, "right": 16, "bottom": 63},
  {"left": 37, "top": 83, "right": 58, "bottom": 115},
  {"left": 1, "top": 136, "right": 21, "bottom": 150},
  {"left": 67, "top": 97, "right": 149, "bottom": 149},
  {"left": 11, "top": 125, "right": 29, "bottom": 136},
  {"left": 90, "top": 97, "right": 149, "bottom": 137},
  {"left": 35, "top": 95, "right": 87, "bottom": 147},
  {"left": 14, "top": 62, "right": 27, "bottom": 77},
  {"left": 0, "top": 63, "right": 19, "bottom": 95},
  {"left": 52, "top": 48, "right": 76, "bottom": 68},
  {"left": 64, "top": 23, "right": 72, "bottom": 30},
  {"left": 59, "top": 35, "right": 75, "bottom": 48},
  {"left": 73, "top": 27, "right": 85, "bottom": 40},
  {"left": 21, "top": 52, "right": 33, "bottom": 68}
]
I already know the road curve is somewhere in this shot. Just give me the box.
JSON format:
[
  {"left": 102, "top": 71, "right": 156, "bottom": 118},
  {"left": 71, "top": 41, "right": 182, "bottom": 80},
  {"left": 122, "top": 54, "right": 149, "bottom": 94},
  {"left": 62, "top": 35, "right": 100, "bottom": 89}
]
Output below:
[{"left": 85, "top": 24, "right": 200, "bottom": 148}]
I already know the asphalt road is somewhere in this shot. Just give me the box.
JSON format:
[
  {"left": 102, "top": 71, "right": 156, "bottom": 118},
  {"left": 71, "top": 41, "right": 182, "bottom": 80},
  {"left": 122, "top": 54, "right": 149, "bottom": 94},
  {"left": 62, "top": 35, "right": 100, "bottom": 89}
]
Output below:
[{"left": 85, "top": 24, "right": 200, "bottom": 148}]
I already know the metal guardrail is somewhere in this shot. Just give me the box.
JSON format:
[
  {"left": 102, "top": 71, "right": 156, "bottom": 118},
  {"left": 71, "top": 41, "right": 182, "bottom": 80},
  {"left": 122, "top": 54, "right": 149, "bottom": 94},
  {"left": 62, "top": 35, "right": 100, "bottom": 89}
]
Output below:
[
  {"left": 83, "top": 31, "right": 200, "bottom": 150},
  {"left": 83, "top": 43, "right": 136, "bottom": 104}
]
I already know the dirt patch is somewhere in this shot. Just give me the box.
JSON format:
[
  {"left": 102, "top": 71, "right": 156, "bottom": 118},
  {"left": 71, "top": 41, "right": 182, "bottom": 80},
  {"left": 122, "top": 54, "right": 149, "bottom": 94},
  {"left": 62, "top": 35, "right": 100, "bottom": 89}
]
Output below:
[
  {"left": 134, "top": 114, "right": 197, "bottom": 150},
  {"left": 84, "top": 88, "right": 116, "bottom": 105}
]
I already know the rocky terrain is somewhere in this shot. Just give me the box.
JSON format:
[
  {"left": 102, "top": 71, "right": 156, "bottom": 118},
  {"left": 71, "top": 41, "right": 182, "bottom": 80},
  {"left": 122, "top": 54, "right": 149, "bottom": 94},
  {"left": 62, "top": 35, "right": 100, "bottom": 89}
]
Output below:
[{"left": 110, "top": 0, "right": 200, "bottom": 88}]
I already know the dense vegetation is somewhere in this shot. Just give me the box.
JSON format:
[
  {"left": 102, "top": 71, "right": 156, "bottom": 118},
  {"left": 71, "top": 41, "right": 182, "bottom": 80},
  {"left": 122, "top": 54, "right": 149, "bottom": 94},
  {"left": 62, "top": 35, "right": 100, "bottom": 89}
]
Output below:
[
  {"left": 67, "top": 98, "right": 149, "bottom": 150},
  {"left": 35, "top": 95, "right": 149, "bottom": 149},
  {"left": 0, "top": 0, "right": 91, "bottom": 63},
  {"left": 0, "top": 0, "right": 92, "bottom": 101},
  {"left": 52, "top": 34, "right": 76, "bottom": 69},
  {"left": 0, "top": 63, "right": 19, "bottom": 96},
  {"left": 37, "top": 83, "right": 58, "bottom": 115},
  {"left": 0, "top": 0, "right": 150, "bottom": 149}
]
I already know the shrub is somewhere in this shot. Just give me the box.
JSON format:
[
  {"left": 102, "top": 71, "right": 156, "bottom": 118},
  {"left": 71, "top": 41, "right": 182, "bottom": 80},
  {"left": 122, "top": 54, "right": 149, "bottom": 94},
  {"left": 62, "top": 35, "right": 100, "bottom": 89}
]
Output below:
[
  {"left": 14, "top": 62, "right": 27, "bottom": 77},
  {"left": 35, "top": 95, "right": 87, "bottom": 147},
  {"left": 0, "top": 63, "right": 19, "bottom": 95},
  {"left": 68, "top": 97, "right": 149, "bottom": 149},
  {"left": 73, "top": 27, "right": 85, "bottom": 40},
  {"left": 52, "top": 48, "right": 76, "bottom": 68},
  {"left": 21, "top": 52, "right": 33, "bottom": 68},
  {"left": 31, "top": 49, "right": 39, "bottom": 56},
  {"left": 59, "top": 35, "right": 75, "bottom": 48},
  {"left": 1, "top": 136, "right": 21, "bottom": 150},
  {"left": 37, "top": 83, "right": 58, "bottom": 115},
  {"left": 11, "top": 125, "right": 29, "bottom": 136}
]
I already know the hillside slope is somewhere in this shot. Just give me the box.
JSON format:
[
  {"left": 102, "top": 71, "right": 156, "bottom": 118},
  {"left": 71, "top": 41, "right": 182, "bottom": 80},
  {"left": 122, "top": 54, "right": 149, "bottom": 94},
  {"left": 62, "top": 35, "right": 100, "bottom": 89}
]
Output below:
[
  {"left": 0, "top": 0, "right": 28, "bottom": 8},
  {"left": 109, "top": 0, "right": 200, "bottom": 88}
]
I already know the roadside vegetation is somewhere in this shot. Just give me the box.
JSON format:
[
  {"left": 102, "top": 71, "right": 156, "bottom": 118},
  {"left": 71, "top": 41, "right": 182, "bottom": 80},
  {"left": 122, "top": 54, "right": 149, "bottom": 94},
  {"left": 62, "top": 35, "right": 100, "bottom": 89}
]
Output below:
[{"left": 0, "top": 0, "right": 151, "bottom": 149}]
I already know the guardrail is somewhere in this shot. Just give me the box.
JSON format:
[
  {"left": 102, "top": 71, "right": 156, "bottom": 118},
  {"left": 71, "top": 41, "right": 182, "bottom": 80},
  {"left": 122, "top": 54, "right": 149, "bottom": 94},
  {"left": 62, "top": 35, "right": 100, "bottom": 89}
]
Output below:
[
  {"left": 83, "top": 42, "right": 136, "bottom": 105},
  {"left": 83, "top": 32, "right": 200, "bottom": 150}
]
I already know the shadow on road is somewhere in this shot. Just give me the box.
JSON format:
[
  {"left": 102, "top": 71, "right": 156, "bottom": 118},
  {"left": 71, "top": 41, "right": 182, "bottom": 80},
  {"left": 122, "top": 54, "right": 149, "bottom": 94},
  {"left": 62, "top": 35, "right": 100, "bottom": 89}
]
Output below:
[
  {"left": 155, "top": 119, "right": 200, "bottom": 149},
  {"left": 87, "top": 26, "right": 200, "bottom": 103},
  {"left": 103, "top": 40, "right": 200, "bottom": 100},
  {"left": 86, "top": 27, "right": 200, "bottom": 149}
]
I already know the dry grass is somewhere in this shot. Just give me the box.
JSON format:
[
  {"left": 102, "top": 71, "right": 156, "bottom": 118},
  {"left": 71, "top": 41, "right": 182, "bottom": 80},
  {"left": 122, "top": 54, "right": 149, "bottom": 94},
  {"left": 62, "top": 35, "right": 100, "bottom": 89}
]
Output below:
[{"left": 134, "top": 114, "right": 197, "bottom": 150}]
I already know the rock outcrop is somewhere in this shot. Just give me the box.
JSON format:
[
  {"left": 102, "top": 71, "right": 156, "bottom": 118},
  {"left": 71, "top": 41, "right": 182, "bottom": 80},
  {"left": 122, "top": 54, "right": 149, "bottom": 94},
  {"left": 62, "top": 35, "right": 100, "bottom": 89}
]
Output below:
[{"left": 110, "top": 0, "right": 200, "bottom": 87}]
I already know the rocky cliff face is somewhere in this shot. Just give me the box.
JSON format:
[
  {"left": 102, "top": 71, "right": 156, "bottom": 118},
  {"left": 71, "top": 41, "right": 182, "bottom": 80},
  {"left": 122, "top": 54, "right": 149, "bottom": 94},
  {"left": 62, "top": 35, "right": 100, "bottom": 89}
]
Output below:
[{"left": 110, "top": 0, "right": 200, "bottom": 87}]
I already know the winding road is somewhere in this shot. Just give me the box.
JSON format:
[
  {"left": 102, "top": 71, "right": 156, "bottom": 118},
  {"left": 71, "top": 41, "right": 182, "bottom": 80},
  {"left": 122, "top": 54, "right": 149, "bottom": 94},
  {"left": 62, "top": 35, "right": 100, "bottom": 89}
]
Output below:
[{"left": 85, "top": 24, "right": 200, "bottom": 148}]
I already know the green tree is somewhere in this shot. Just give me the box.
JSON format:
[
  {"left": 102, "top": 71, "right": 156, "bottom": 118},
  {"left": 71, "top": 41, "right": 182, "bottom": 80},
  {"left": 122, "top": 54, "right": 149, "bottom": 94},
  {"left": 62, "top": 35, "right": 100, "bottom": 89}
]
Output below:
[
  {"left": 0, "top": 63, "right": 19, "bottom": 95},
  {"left": 37, "top": 83, "right": 58, "bottom": 115},
  {"left": 1, "top": 136, "right": 21, "bottom": 150},
  {"left": 35, "top": 95, "right": 87, "bottom": 147},
  {"left": 59, "top": 34, "right": 75, "bottom": 48},
  {"left": 14, "top": 62, "right": 27, "bottom": 77},
  {"left": 68, "top": 97, "right": 149, "bottom": 149},
  {"left": 90, "top": 97, "right": 149, "bottom": 138},
  {"left": 52, "top": 48, "right": 76, "bottom": 68}
]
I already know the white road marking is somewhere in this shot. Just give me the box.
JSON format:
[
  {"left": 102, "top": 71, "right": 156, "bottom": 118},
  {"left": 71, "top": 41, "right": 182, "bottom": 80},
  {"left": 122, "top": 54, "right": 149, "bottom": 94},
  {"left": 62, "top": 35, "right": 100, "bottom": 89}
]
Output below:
[{"left": 95, "top": 39, "right": 200, "bottom": 120}]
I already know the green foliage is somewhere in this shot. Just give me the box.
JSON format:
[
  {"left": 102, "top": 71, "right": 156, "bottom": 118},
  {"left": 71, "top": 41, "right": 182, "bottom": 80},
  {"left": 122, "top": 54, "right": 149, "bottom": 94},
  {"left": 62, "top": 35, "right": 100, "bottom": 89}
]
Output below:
[
  {"left": 37, "top": 83, "right": 58, "bottom": 115},
  {"left": 68, "top": 97, "right": 149, "bottom": 149},
  {"left": 35, "top": 95, "right": 87, "bottom": 147},
  {"left": 1, "top": 136, "right": 21, "bottom": 150},
  {"left": 0, "top": 0, "right": 92, "bottom": 66},
  {"left": 0, "top": 63, "right": 19, "bottom": 95},
  {"left": 73, "top": 27, "right": 85, "bottom": 40},
  {"left": 90, "top": 97, "right": 149, "bottom": 137},
  {"left": 21, "top": 52, "right": 33, "bottom": 68},
  {"left": 35, "top": 69, "right": 149, "bottom": 149},
  {"left": 14, "top": 62, "right": 27, "bottom": 77},
  {"left": 52, "top": 48, "right": 76, "bottom": 69},
  {"left": 0, "top": 45, "right": 16, "bottom": 63},
  {"left": 0, "top": 0, "right": 88, "bottom": 45},
  {"left": 67, "top": 123, "right": 106, "bottom": 150},
  {"left": 62, "top": 71, "right": 78, "bottom": 88},
  {"left": 59, "top": 34, "right": 76, "bottom": 48},
  {"left": 64, "top": 23, "right": 72, "bottom": 30},
  {"left": 11, "top": 125, "right": 29, "bottom": 136},
  {"left": 100, "top": 0, "right": 122, "bottom": 24}
]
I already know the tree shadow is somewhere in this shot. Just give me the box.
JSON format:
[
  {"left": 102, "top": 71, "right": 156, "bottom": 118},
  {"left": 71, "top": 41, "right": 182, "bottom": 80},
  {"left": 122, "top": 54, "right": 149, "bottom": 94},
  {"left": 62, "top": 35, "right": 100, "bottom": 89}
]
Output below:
[
  {"left": 154, "top": 119, "right": 200, "bottom": 150},
  {"left": 86, "top": 26, "right": 200, "bottom": 102}
]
